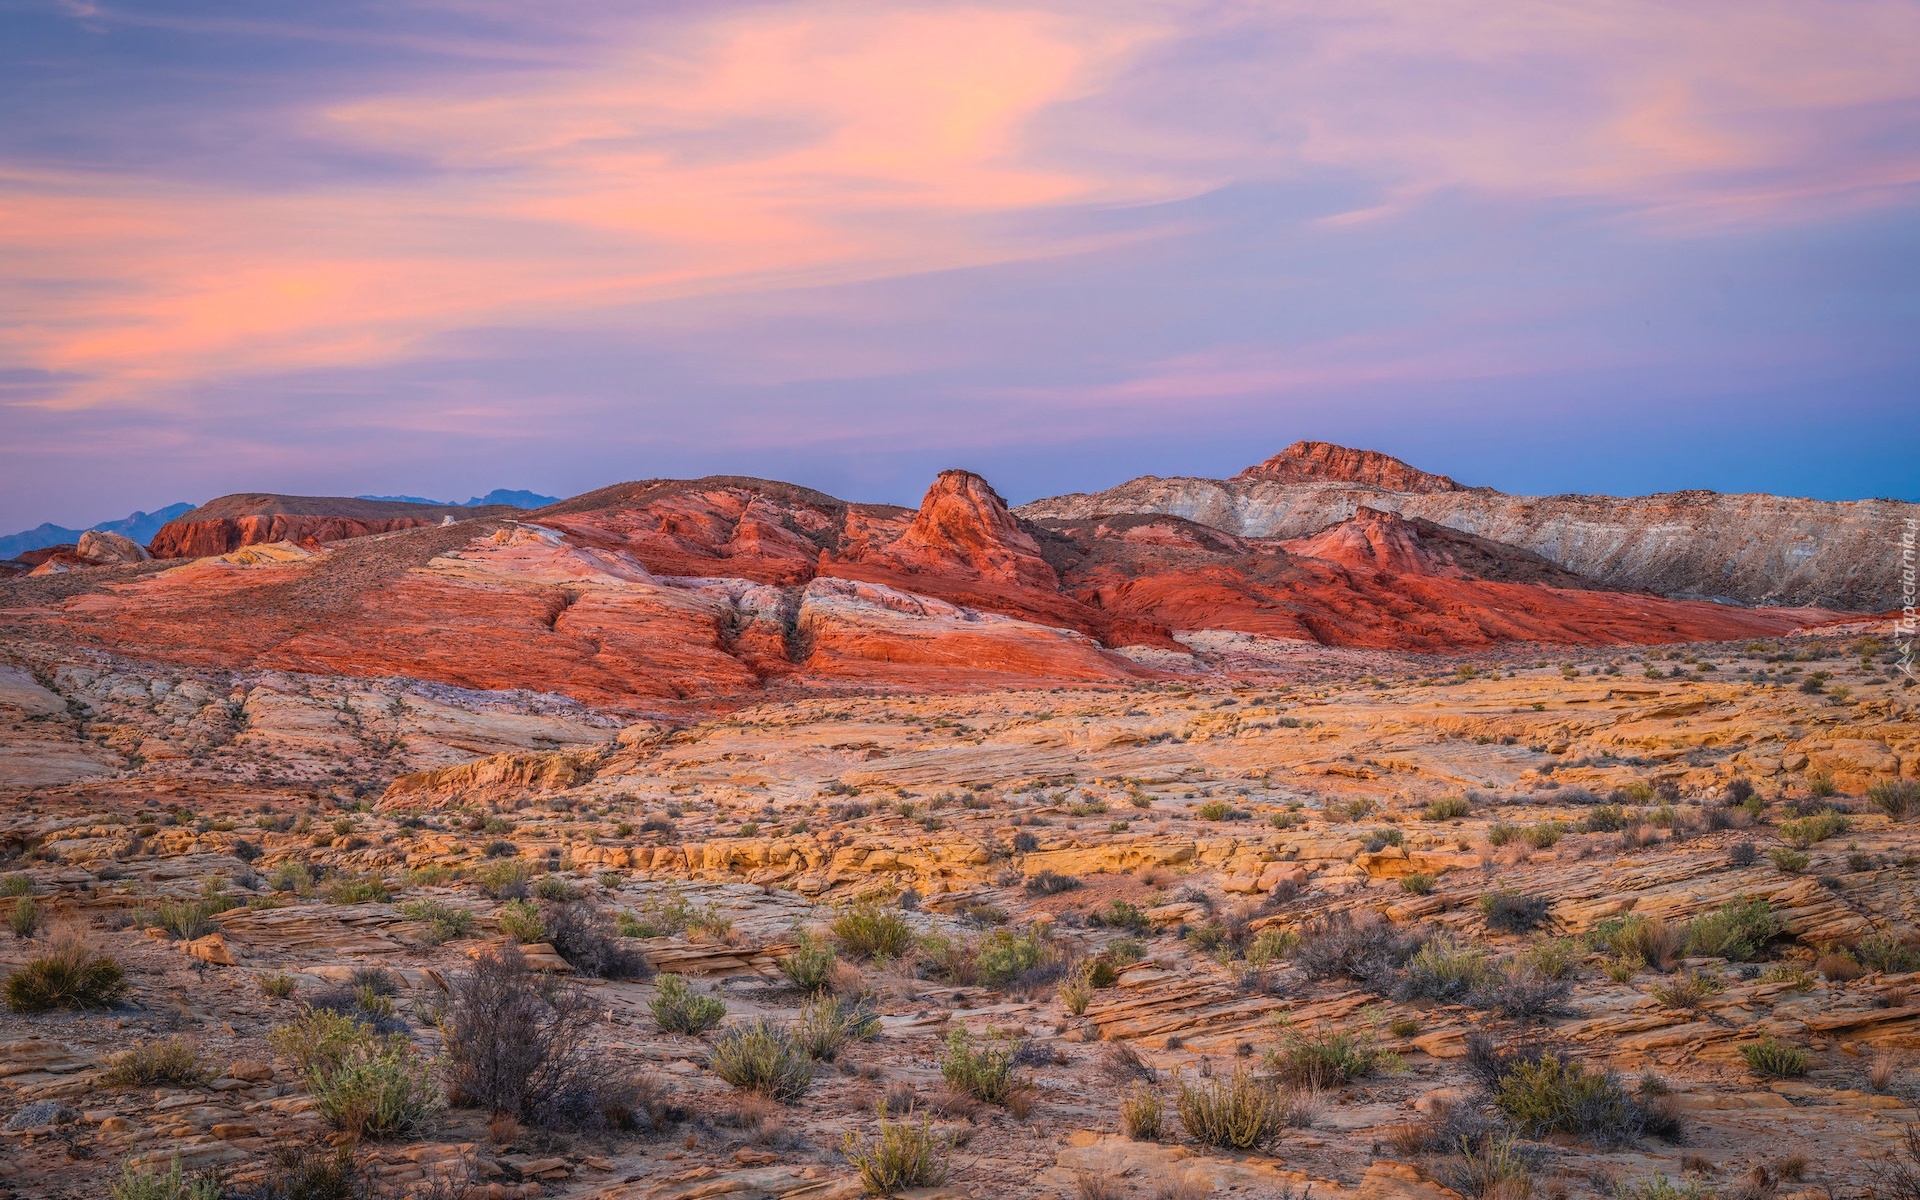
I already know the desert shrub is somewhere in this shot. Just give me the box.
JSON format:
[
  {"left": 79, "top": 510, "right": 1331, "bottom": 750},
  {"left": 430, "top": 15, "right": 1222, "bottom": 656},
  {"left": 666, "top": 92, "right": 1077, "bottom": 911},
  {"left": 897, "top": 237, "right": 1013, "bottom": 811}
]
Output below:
[
  {"left": 1059, "top": 964, "right": 1096, "bottom": 1015},
  {"left": 832, "top": 904, "right": 916, "bottom": 960},
  {"left": 0, "top": 874, "right": 35, "bottom": 897},
  {"left": 1582, "top": 805, "right": 1628, "bottom": 833},
  {"left": 1482, "top": 963, "right": 1575, "bottom": 1020},
  {"left": 305, "top": 1038, "right": 438, "bottom": 1138},
  {"left": 532, "top": 875, "right": 576, "bottom": 902},
  {"left": 1479, "top": 890, "right": 1551, "bottom": 934},
  {"left": 1176, "top": 1069, "right": 1285, "bottom": 1150},
  {"left": 8, "top": 896, "right": 40, "bottom": 938},
  {"left": 1387, "top": 1097, "right": 1494, "bottom": 1154},
  {"left": 1269, "top": 1026, "right": 1387, "bottom": 1087},
  {"left": 259, "top": 972, "right": 298, "bottom": 1000},
  {"left": 4, "top": 934, "right": 128, "bottom": 1012},
  {"left": 1424, "top": 797, "right": 1472, "bottom": 821},
  {"left": 1856, "top": 934, "right": 1920, "bottom": 974},
  {"left": 1740, "top": 1036, "right": 1810, "bottom": 1078},
  {"left": 397, "top": 899, "right": 473, "bottom": 945},
  {"left": 1728, "top": 841, "right": 1758, "bottom": 867},
  {"left": 779, "top": 935, "right": 839, "bottom": 994},
  {"left": 1399, "top": 873, "right": 1436, "bottom": 895},
  {"left": 1106, "top": 936, "right": 1147, "bottom": 966},
  {"left": 1025, "top": 870, "right": 1082, "bottom": 895},
  {"left": 1868, "top": 779, "right": 1920, "bottom": 820},
  {"left": 1648, "top": 969, "right": 1724, "bottom": 1011},
  {"left": 268, "top": 861, "right": 315, "bottom": 894},
  {"left": 1245, "top": 927, "right": 1298, "bottom": 969},
  {"left": 108, "top": 1156, "right": 224, "bottom": 1200},
  {"left": 1684, "top": 898, "right": 1779, "bottom": 961},
  {"left": 1120, "top": 1082, "right": 1163, "bottom": 1139},
  {"left": 918, "top": 932, "right": 978, "bottom": 985},
  {"left": 1400, "top": 936, "right": 1496, "bottom": 1002},
  {"left": 940, "top": 1027, "right": 1022, "bottom": 1104},
  {"left": 793, "top": 994, "right": 880, "bottom": 1060},
  {"left": 101, "top": 1037, "right": 213, "bottom": 1087},
  {"left": 1521, "top": 936, "right": 1581, "bottom": 980},
  {"left": 1818, "top": 950, "right": 1866, "bottom": 981},
  {"left": 1441, "top": 1135, "right": 1536, "bottom": 1200},
  {"left": 1762, "top": 962, "right": 1817, "bottom": 991},
  {"left": 1615, "top": 1176, "right": 1714, "bottom": 1200},
  {"left": 1592, "top": 914, "right": 1684, "bottom": 971},
  {"left": 474, "top": 859, "right": 534, "bottom": 899},
  {"left": 843, "top": 1113, "right": 951, "bottom": 1195},
  {"left": 542, "top": 901, "right": 647, "bottom": 978},
  {"left": 650, "top": 974, "right": 726, "bottom": 1034},
  {"left": 1770, "top": 848, "right": 1810, "bottom": 873},
  {"left": 322, "top": 875, "right": 390, "bottom": 904},
  {"left": 1294, "top": 910, "right": 1420, "bottom": 986},
  {"left": 1780, "top": 810, "right": 1850, "bottom": 848},
  {"left": 710, "top": 1019, "right": 814, "bottom": 1102},
  {"left": 975, "top": 927, "right": 1057, "bottom": 989},
  {"left": 1522, "top": 821, "right": 1567, "bottom": 849},
  {"left": 1494, "top": 1054, "right": 1638, "bottom": 1143},
  {"left": 441, "top": 944, "right": 635, "bottom": 1127},
  {"left": 226, "top": 1141, "right": 368, "bottom": 1200},
  {"left": 497, "top": 898, "right": 545, "bottom": 943},
  {"left": 617, "top": 888, "right": 696, "bottom": 937},
  {"left": 155, "top": 899, "right": 221, "bottom": 940},
  {"left": 1092, "top": 900, "right": 1151, "bottom": 933}
]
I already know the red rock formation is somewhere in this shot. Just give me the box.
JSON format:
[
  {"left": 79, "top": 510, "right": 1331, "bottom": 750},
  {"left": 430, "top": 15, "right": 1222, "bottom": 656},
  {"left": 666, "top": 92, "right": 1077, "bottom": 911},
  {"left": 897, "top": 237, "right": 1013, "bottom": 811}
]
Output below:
[
  {"left": 148, "top": 494, "right": 513, "bottom": 559},
  {"left": 1234, "top": 441, "right": 1464, "bottom": 492}
]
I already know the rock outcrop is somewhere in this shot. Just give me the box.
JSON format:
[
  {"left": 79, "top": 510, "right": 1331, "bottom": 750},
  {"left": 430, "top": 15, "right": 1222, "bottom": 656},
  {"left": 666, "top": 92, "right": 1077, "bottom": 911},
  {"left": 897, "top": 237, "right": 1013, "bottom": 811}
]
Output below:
[
  {"left": 1020, "top": 444, "right": 1916, "bottom": 609},
  {"left": 148, "top": 494, "right": 517, "bottom": 559},
  {"left": 1236, "top": 440, "right": 1465, "bottom": 493}
]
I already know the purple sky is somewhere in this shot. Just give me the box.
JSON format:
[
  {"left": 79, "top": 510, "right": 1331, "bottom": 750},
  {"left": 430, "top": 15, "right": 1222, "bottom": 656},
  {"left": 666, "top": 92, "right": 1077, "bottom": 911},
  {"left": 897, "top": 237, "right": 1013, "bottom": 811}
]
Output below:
[{"left": 3, "top": 0, "right": 1918, "bottom": 530}]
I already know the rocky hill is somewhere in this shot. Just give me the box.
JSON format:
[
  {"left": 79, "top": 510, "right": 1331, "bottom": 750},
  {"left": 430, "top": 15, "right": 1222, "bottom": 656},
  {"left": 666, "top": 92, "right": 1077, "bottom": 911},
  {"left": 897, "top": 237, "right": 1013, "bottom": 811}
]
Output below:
[
  {"left": 1018, "top": 442, "right": 1913, "bottom": 610},
  {"left": 147, "top": 493, "right": 518, "bottom": 559}
]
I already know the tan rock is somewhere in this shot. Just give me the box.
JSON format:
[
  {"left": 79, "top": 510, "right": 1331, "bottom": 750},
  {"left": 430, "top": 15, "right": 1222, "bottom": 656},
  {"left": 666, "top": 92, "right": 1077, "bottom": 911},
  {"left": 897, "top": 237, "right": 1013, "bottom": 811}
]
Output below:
[{"left": 181, "top": 933, "right": 238, "bottom": 965}]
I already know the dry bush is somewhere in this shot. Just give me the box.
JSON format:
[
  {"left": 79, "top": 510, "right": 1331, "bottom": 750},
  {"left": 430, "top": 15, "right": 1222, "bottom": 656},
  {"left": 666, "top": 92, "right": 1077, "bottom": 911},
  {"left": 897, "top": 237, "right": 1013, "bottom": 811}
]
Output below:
[
  {"left": 843, "top": 1113, "right": 951, "bottom": 1196},
  {"left": 1293, "top": 910, "right": 1420, "bottom": 987},
  {"left": 1099, "top": 1040, "right": 1156, "bottom": 1084},
  {"left": 443, "top": 943, "right": 639, "bottom": 1128},
  {"left": 1175, "top": 1069, "right": 1286, "bottom": 1150},
  {"left": 1120, "top": 1082, "right": 1163, "bottom": 1139},
  {"left": 101, "top": 1037, "right": 212, "bottom": 1087},
  {"left": 1074, "top": 1169, "right": 1125, "bottom": 1200},
  {"left": 710, "top": 1019, "right": 815, "bottom": 1102},
  {"left": 1870, "top": 1054, "right": 1898, "bottom": 1093},
  {"left": 4, "top": 931, "right": 128, "bottom": 1013},
  {"left": 540, "top": 901, "right": 648, "bottom": 979}
]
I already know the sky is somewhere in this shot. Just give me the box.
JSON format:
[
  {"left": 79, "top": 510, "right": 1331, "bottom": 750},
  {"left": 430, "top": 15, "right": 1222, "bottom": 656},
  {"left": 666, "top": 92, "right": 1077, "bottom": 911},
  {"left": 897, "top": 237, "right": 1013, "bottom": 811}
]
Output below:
[{"left": 3, "top": 0, "right": 1918, "bottom": 530}]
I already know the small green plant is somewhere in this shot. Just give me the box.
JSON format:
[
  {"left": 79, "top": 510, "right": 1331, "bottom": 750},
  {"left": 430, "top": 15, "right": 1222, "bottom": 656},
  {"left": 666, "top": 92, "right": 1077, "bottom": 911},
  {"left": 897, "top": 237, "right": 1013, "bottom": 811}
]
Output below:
[
  {"left": 650, "top": 973, "right": 727, "bottom": 1034},
  {"left": 1770, "top": 848, "right": 1811, "bottom": 873},
  {"left": 1808, "top": 771, "right": 1838, "bottom": 798},
  {"left": 1400, "top": 936, "right": 1496, "bottom": 1002},
  {"left": 398, "top": 898, "right": 474, "bottom": 944},
  {"left": 322, "top": 874, "right": 390, "bottom": 904},
  {"left": 940, "top": 1027, "right": 1021, "bottom": 1104},
  {"left": 108, "top": 1156, "right": 223, "bottom": 1200},
  {"left": 1399, "top": 873, "right": 1436, "bottom": 895},
  {"left": 975, "top": 927, "right": 1054, "bottom": 987},
  {"left": 1684, "top": 898, "right": 1779, "bottom": 961},
  {"left": 843, "top": 1112, "right": 952, "bottom": 1195},
  {"left": 8, "top": 896, "right": 40, "bottom": 938},
  {"left": 101, "top": 1037, "right": 213, "bottom": 1087},
  {"left": 1583, "top": 805, "right": 1628, "bottom": 833},
  {"left": 532, "top": 875, "right": 576, "bottom": 902},
  {"left": 793, "top": 994, "right": 880, "bottom": 1060},
  {"left": 1521, "top": 936, "right": 1581, "bottom": 980},
  {"left": 1522, "top": 821, "right": 1567, "bottom": 849},
  {"left": 1245, "top": 927, "right": 1298, "bottom": 968},
  {"left": 1867, "top": 779, "right": 1919, "bottom": 820},
  {"left": 1780, "top": 810, "right": 1849, "bottom": 847},
  {"left": 1269, "top": 1026, "right": 1388, "bottom": 1087},
  {"left": 4, "top": 935, "right": 128, "bottom": 1012},
  {"left": 155, "top": 899, "right": 220, "bottom": 941},
  {"left": 709, "top": 1018, "right": 814, "bottom": 1101},
  {"left": 0, "top": 874, "right": 35, "bottom": 897},
  {"left": 474, "top": 859, "right": 533, "bottom": 898},
  {"left": 259, "top": 971, "right": 298, "bottom": 1000},
  {"left": 1494, "top": 1055, "right": 1633, "bottom": 1139},
  {"left": 1486, "top": 822, "right": 1519, "bottom": 847},
  {"left": 1424, "top": 796, "right": 1473, "bottom": 821},
  {"left": 1197, "top": 799, "right": 1234, "bottom": 821},
  {"left": 305, "top": 1037, "right": 439, "bottom": 1138},
  {"left": 778, "top": 935, "right": 840, "bottom": 994},
  {"left": 1388, "top": 1015, "right": 1422, "bottom": 1038},
  {"left": 1614, "top": 1175, "right": 1715, "bottom": 1200},
  {"left": 1120, "top": 1081, "right": 1163, "bottom": 1139},
  {"left": 1175, "top": 1068, "right": 1285, "bottom": 1150},
  {"left": 497, "top": 898, "right": 545, "bottom": 943},
  {"left": 1855, "top": 933, "right": 1920, "bottom": 974},
  {"left": 1480, "top": 889, "right": 1551, "bottom": 933},
  {"left": 1096, "top": 899, "right": 1151, "bottom": 933},
  {"left": 1591, "top": 914, "right": 1683, "bottom": 970},
  {"left": 1058, "top": 963, "right": 1096, "bottom": 1015},
  {"left": 1761, "top": 962, "right": 1817, "bottom": 991},
  {"left": 1740, "top": 1036, "right": 1810, "bottom": 1078},
  {"left": 832, "top": 903, "right": 916, "bottom": 960},
  {"left": 1648, "top": 970, "right": 1724, "bottom": 1011}
]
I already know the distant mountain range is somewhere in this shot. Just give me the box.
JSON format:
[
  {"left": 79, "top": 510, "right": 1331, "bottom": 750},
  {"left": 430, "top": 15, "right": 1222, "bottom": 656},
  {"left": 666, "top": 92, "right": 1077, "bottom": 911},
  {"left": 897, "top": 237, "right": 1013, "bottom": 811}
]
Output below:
[
  {"left": 355, "top": 489, "right": 558, "bottom": 508},
  {"left": 2, "top": 491, "right": 555, "bottom": 561},
  {"left": 0, "top": 502, "right": 196, "bottom": 560}
]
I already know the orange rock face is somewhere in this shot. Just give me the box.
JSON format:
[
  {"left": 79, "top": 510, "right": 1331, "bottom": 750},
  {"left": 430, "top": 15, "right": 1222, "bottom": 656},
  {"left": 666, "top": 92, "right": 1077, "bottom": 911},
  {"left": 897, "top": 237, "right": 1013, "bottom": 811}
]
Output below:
[
  {"left": 146, "top": 493, "right": 515, "bottom": 558},
  {"left": 0, "top": 469, "right": 1859, "bottom": 709},
  {"left": 1235, "top": 440, "right": 1464, "bottom": 492}
]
